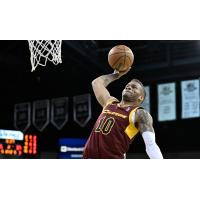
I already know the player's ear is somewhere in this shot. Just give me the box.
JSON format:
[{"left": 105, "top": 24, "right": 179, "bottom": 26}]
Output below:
[{"left": 138, "top": 96, "right": 144, "bottom": 102}]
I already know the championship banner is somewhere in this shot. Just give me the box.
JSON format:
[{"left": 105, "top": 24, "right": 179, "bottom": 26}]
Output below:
[
  {"left": 181, "top": 79, "right": 200, "bottom": 119},
  {"left": 32, "top": 99, "right": 50, "bottom": 132},
  {"left": 14, "top": 102, "right": 31, "bottom": 132},
  {"left": 51, "top": 97, "right": 69, "bottom": 130},
  {"left": 141, "top": 86, "right": 150, "bottom": 113},
  {"left": 73, "top": 94, "right": 92, "bottom": 127},
  {"left": 158, "top": 82, "right": 176, "bottom": 121}
]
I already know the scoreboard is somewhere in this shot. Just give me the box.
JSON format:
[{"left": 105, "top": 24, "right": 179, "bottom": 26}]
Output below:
[
  {"left": 0, "top": 130, "right": 38, "bottom": 158},
  {"left": 23, "top": 134, "right": 37, "bottom": 155},
  {"left": 0, "top": 139, "right": 23, "bottom": 156}
]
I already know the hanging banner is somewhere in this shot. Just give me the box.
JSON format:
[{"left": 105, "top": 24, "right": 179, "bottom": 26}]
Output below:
[
  {"left": 181, "top": 79, "right": 200, "bottom": 119},
  {"left": 32, "top": 99, "right": 50, "bottom": 132},
  {"left": 158, "top": 82, "right": 176, "bottom": 121},
  {"left": 141, "top": 86, "right": 150, "bottom": 113},
  {"left": 51, "top": 97, "right": 69, "bottom": 130},
  {"left": 14, "top": 102, "right": 31, "bottom": 132},
  {"left": 73, "top": 94, "right": 91, "bottom": 127}
]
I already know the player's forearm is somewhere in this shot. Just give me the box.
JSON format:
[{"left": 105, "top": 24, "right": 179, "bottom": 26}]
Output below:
[
  {"left": 142, "top": 131, "right": 163, "bottom": 159},
  {"left": 92, "top": 73, "right": 119, "bottom": 88},
  {"left": 145, "top": 142, "right": 163, "bottom": 159}
]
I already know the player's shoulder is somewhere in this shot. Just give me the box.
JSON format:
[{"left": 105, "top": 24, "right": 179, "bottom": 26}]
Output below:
[
  {"left": 136, "top": 107, "right": 150, "bottom": 115},
  {"left": 104, "top": 96, "right": 119, "bottom": 107},
  {"left": 135, "top": 108, "right": 153, "bottom": 122}
]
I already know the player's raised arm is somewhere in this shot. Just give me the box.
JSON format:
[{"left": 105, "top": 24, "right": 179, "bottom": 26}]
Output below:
[
  {"left": 92, "top": 69, "right": 131, "bottom": 107},
  {"left": 135, "top": 109, "right": 163, "bottom": 159}
]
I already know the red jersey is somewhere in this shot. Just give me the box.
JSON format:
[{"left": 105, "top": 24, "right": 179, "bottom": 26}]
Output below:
[{"left": 83, "top": 98, "right": 140, "bottom": 159}]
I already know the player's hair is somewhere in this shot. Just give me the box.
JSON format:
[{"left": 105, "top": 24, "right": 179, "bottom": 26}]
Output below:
[{"left": 131, "top": 79, "right": 146, "bottom": 102}]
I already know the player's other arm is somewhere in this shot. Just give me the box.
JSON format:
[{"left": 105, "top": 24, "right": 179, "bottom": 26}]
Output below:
[
  {"left": 92, "top": 69, "right": 130, "bottom": 107},
  {"left": 135, "top": 109, "right": 163, "bottom": 159}
]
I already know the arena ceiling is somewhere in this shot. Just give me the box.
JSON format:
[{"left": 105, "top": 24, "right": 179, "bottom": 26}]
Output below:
[{"left": 0, "top": 40, "right": 200, "bottom": 79}]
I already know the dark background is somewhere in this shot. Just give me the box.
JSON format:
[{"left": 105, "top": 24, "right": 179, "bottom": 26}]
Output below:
[{"left": 1, "top": 40, "right": 200, "bottom": 158}]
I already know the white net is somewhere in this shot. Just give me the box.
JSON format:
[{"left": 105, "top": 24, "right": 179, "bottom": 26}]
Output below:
[{"left": 28, "top": 40, "right": 62, "bottom": 71}]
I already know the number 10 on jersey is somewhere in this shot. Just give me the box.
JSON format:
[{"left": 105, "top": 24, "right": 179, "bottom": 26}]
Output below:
[{"left": 95, "top": 116, "right": 115, "bottom": 135}]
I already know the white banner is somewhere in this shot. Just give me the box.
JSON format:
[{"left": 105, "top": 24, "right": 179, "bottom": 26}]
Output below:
[
  {"left": 158, "top": 82, "right": 176, "bottom": 121},
  {"left": 0, "top": 129, "right": 23, "bottom": 140},
  {"left": 141, "top": 86, "right": 150, "bottom": 113},
  {"left": 181, "top": 79, "right": 200, "bottom": 119}
]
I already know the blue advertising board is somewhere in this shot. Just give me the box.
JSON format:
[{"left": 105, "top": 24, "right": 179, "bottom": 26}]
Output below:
[{"left": 58, "top": 138, "right": 87, "bottom": 159}]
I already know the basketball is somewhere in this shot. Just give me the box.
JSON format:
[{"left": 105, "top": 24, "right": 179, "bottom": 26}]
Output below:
[{"left": 108, "top": 45, "right": 134, "bottom": 72}]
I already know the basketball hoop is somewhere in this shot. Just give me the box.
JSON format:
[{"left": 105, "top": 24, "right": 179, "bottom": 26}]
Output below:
[{"left": 28, "top": 40, "right": 62, "bottom": 72}]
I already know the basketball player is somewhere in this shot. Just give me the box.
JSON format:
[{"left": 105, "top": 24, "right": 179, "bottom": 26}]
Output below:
[{"left": 83, "top": 68, "right": 163, "bottom": 159}]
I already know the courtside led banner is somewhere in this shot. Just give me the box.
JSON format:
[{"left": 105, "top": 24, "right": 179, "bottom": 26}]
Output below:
[
  {"left": 58, "top": 138, "right": 87, "bottom": 159},
  {"left": 158, "top": 82, "right": 176, "bottom": 121},
  {"left": 181, "top": 79, "right": 200, "bottom": 119}
]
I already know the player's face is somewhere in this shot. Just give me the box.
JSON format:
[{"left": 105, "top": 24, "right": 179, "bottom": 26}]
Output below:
[{"left": 122, "top": 81, "right": 144, "bottom": 103}]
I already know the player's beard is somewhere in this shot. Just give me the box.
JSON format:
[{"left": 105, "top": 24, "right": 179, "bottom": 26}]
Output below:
[{"left": 122, "top": 92, "right": 138, "bottom": 103}]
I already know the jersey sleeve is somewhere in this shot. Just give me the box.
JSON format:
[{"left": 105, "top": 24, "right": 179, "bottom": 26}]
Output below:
[{"left": 124, "top": 107, "right": 140, "bottom": 140}]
